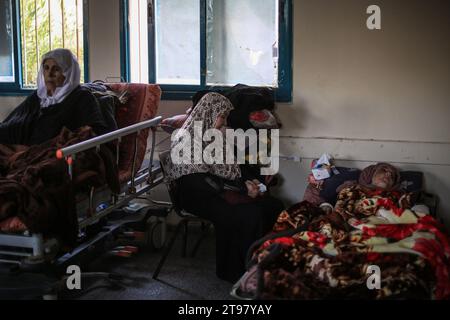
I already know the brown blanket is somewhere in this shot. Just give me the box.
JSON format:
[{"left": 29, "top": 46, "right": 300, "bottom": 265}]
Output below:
[{"left": 0, "top": 126, "right": 119, "bottom": 245}]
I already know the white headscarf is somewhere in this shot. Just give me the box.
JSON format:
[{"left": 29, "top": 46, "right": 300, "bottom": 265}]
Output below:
[{"left": 37, "top": 48, "right": 81, "bottom": 108}]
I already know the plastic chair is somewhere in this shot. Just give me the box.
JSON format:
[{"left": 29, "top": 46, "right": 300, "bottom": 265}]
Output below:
[{"left": 152, "top": 151, "right": 212, "bottom": 280}]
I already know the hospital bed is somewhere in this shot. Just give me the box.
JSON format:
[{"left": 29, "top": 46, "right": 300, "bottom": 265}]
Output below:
[{"left": 0, "top": 83, "right": 165, "bottom": 274}]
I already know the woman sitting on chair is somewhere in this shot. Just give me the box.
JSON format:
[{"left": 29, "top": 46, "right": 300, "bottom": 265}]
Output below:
[
  {"left": 165, "top": 92, "right": 284, "bottom": 283},
  {"left": 0, "top": 48, "right": 108, "bottom": 146}
]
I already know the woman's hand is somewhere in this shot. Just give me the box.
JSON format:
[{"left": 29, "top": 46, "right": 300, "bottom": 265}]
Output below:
[{"left": 245, "top": 180, "right": 261, "bottom": 198}]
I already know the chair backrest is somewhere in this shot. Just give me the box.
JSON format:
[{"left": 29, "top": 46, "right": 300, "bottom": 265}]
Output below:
[
  {"left": 158, "top": 150, "right": 183, "bottom": 214},
  {"left": 108, "top": 83, "right": 161, "bottom": 182}
]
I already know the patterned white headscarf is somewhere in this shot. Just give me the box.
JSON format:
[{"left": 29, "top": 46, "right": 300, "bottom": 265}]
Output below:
[
  {"left": 37, "top": 48, "right": 81, "bottom": 108},
  {"left": 166, "top": 92, "right": 242, "bottom": 181}
]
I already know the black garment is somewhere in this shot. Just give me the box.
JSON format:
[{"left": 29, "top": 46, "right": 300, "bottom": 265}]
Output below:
[
  {"left": 178, "top": 172, "right": 284, "bottom": 283},
  {"left": 191, "top": 84, "right": 276, "bottom": 130},
  {"left": 81, "top": 82, "right": 120, "bottom": 133},
  {"left": 0, "top": 86, "right": 109, "bottom": 145}
]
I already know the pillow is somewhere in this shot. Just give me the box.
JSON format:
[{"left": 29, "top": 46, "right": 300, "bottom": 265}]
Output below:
[
  {"left": 318, "top": 168, "right": 423, "bottom": 205},
  {"left": 160, "top": 114, "right": 189, "bottom": 134},
  {"left": 319, "top": 167, "right": 361, "bottom": 205},
  {"left": 399, "top": 171, "right": 423, "bottom": 193},
  {"left": 249, "top": 109, "right": 279, "bottom": 129}
]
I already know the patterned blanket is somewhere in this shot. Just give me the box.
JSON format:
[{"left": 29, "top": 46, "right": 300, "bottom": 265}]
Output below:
[
  {"left": 238, "top": 185, "right": 450, "bottom": 300},
  {"left": 0, "top": 126, "right": 119, "bottom": 245}
]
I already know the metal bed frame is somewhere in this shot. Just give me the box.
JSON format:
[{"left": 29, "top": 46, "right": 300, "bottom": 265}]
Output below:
[{"left": 0, "top": 116, "right": 164, "bottom": 272}]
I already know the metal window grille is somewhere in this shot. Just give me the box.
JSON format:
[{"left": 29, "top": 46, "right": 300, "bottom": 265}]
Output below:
[{"left": 20, "top": 0, "right": 84, "bottom": 88}]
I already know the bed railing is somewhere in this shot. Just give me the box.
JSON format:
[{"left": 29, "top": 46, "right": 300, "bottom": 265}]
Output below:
[
  {"left": 56, "top": 116, "right": 163, "bottom": 221},
  {"left": 57, "top": 116, "right": 162, "bottom": 187},
  {"left": 0, "top": 118, "right": 164, "bottom": 268}
]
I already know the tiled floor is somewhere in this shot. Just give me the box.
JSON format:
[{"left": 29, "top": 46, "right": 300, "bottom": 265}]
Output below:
[
  {"left": 0, "top": 212, "right": 236, "bottom": 300},
  {"left": 63, "top": 228, "right": 235, "bottom": 300}
]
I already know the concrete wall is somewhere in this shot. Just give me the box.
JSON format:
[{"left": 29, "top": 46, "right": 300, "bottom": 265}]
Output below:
[
  {"left": 1, "top": 0, "right": 449, "bottom": 226},
  {"left": 88, "top": 0, "right": 121, "bottom": 82},
  {"left": 274, "top": 0, "right": 450, "bottom": 227}
]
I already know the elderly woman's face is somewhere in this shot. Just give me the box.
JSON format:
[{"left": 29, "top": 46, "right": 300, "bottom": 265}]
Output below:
[
  {"left": 43, "top": 58, "right": 65, "bottom": 96},
  {"left": 372, "top": 167, "right": 395, "bottom": 189}
]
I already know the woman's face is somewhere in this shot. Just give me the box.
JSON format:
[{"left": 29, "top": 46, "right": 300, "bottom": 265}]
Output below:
[
  {"left": 43, "top": 58, "right": 65, "bottom": 96},
  {"left": 372, "top": 167, "right": 395, "bottom": 189},
  {"left": 214, "top": 113, "right": 228, "bottom": 130}
]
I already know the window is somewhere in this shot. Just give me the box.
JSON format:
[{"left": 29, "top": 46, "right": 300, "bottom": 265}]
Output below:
[
  {"left": 0, "top": 0, "right": 15, "bottom": 83},
  {"left": 122, "top": 0, "right": 292, "bottom": 101},
  {"left": 0, "top": 0, "right": 89, "bottom": 94},
  {"left": 154, "top": 0, "right": 200, "bottom": 86}
]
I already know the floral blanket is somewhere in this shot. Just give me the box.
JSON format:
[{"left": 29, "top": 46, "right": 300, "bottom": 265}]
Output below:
[{"left": 238, "top": 185, "right": 450, "bottom": 300}]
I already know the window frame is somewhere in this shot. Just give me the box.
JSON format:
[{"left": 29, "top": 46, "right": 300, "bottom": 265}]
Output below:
[
  {"left": 0, "top": 0, "right": 90, "bottom": 96},
  {"left": 120, "top": 0, "right": 292, "bottom": 102}
]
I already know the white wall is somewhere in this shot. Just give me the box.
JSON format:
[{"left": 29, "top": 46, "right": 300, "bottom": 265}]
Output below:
[
  {"left": 88, "top": 0, "right": 121, "bottom": 81},
  {"left": 1, "top": 0, "right": 449, "bottom": 227},
  {"left": 284, "top": 0, "right": 450, "bottom": 142},
  {"left": 0, "top": 96, "right": 25, "bottom": 119},
  {"left": 273, "top": 0, "right": 450, "bottom": 227}
]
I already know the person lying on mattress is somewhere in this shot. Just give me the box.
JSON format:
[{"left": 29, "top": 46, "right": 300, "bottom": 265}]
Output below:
[
  {"left": 237, "top": 162, "right": 450, "bottom": 299},
  {"left": 319, "top": 162, "right": 428, "bottom": 217},
  {"left": 0, "top": 48, "right": 108, "bottom": 146},
  {"left": 165, "top": 92, "right": 284, "bottom": 283}
]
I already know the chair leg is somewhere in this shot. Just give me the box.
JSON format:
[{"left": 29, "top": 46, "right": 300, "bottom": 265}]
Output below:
[
  {"left": 152, "top": 218, "right": 186, "bottom": 280},
  {"left": 190, "top": 222, "right": 210, "bottom": 257},
  {"left": 181, "top": 219, "right": 189, "bottom": 258}
]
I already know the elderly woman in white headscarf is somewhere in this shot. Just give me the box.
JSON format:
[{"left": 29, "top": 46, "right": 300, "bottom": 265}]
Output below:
[{"left": 0, "top": 48, "right": 108, "bottom": 145}]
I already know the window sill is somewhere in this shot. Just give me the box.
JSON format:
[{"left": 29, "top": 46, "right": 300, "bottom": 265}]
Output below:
[
  {"left": 161, "top": 91, "right": 196, "bottom": 101},
  {"left": 159, "top": 86, "right": 292, "bottom": 103},
  {"left": 0, "top": 89, "right": 34, "bottom": 97}
]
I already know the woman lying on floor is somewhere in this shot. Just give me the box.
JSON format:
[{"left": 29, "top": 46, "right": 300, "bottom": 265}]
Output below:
[
  {"left": 237, "top": 162, "right": 450, "bottom": 300},
  {"left": 165, "top": 92, "right": 284, "bottom": 283},
  {"left": 0, "top": 48, "right": 108, "bottom": 145},
  {"left": 317, "top": 162, "right": 430, "bottom": 219}
]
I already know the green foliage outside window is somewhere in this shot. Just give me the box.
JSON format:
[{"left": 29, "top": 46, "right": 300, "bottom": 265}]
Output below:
[{"left": 20, "top": 0, "right": 84, "bottom": 87}]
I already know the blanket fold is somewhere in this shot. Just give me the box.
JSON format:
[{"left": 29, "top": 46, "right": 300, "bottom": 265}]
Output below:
[
  {"left": 240, "top": 185, "right": 450, "bottom": 300},
  {"left": 0, "top": 126, "right": 119, "bottom": 245}
]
